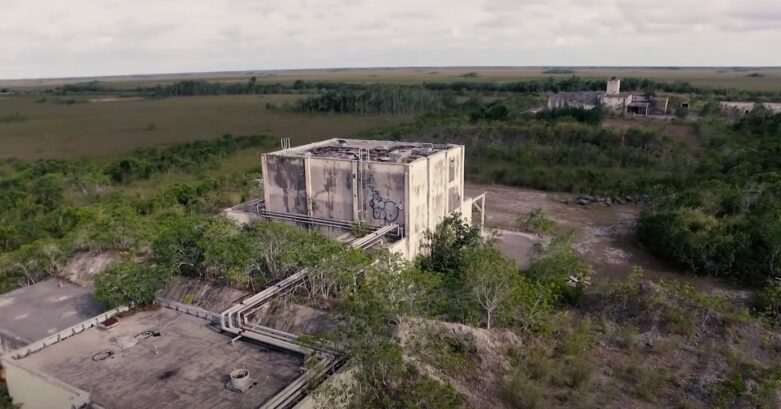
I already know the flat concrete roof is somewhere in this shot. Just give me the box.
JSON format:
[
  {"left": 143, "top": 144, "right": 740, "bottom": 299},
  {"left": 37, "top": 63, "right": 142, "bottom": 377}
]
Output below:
[
  {"left": 16, "top": 308, "right": 304, "bottom": 409},
  {"left": 271, "top": 138, "right": 457, "bottom": 164},
  {"left": 0, "top": 279, "right": 103, "bottom": 352}
]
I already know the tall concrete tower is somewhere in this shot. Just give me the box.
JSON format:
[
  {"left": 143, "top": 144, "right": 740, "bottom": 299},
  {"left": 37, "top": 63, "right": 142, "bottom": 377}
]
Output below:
[{"left": 606, "top": 77, "right": 621, "bottom": 95}]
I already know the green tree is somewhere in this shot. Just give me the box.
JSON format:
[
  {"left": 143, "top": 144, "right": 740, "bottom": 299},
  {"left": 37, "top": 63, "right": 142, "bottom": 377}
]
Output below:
[
  {"left": 527, "top": 236, "right": 592, "bottom": 306},
  {"left": 94, "top": 261, "right": 171, "bottom": 308},
  {"left": 419, "top": 214, "right": 483, "bottom": 277},
  {"left": 30, "top": 173, "right": 63, "bottom": 208},
  {"left": 463, "top": 246, "right": 518, "bottom": 329}
]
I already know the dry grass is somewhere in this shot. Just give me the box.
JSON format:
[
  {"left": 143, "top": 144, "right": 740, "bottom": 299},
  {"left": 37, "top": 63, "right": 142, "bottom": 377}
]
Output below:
[
  {"left": 0, "top": 94, "right": 410, "bottom": 159},
  {"left": 397, "top": 279, "right": 781, "bottom": 409}
]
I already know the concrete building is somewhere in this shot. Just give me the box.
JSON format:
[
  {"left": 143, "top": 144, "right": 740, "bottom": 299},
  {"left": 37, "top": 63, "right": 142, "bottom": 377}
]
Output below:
[
  {"left": 225, "top": 138, "right": 485, "bottom": 259},
  {"left": 720, "top": 101, "right": 781, "bottom": 116},
  {"left": 547, "top": 78, "right": 669, "bottom": 116}
]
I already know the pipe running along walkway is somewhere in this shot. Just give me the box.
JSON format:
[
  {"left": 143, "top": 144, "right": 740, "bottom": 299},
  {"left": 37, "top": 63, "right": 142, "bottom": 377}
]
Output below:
[{"left": 217, "top": 223, "right": 398, "bottom": 409}]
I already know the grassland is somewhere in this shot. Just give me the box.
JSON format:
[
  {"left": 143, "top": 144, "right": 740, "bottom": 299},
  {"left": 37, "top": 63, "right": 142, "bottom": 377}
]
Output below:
[
  {"left": 0, "top": 94, "right": 410, "bottom": 158},
  {"left": 4, "top": 66, "right": 781, "bottom": 91}
]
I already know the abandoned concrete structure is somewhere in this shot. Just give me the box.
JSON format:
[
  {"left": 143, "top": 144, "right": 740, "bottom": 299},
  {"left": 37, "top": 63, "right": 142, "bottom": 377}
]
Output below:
[
  {"left": 720, "top": 101, "right": 781, "bottom": 116},
  {"left": 547, "top": 78, "right": 669, "bottom": 116},
  {"left": 2, "top": 308, "right": 305, "bottom": 409},
  {"left": 225, "top": 138, "right": 485, "bottom": 259},
  {"left": 1, "top": 280, "right": 338, "bottom": 409}
]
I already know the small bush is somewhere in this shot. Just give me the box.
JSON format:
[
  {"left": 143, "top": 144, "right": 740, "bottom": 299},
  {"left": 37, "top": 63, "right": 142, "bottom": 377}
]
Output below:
[
  {"left": 422, "top": 331, "right": 479, "bottom": 373},
  {"left": 399, "top": 379, "right": 465, "bottom": 409},
  {"left": 517, "top": 208, "right": 555, "bottom": 235},
  {"left": 754, "top": 283, "right": 781, "bottom": 319},
  {"left": 712, "top": 373, "right": 747, "bottom": 408},
  {"left": 95, "top": 261, "right": 172, "bottom": 308},
  {"left": 564, "top": 355, "right": 596, "bottom": 388},
  {"left": 663, "top": 306, "right": 696, "bottom": 336},
  {"left": 500, "top": 370, "right": 544, "bottom": 409}
]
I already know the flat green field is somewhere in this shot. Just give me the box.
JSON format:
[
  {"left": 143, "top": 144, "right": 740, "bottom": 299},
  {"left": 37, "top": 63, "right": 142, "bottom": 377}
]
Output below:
[
  {"left": 0, "top": 94, "right": 410, "bottom": 159},
  {"left": 4, "top": 67, "right": 781, "bottom": 91}
]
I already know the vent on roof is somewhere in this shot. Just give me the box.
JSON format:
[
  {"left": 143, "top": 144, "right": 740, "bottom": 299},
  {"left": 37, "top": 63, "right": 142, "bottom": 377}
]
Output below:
[{"left": 226, "top": 368, "right": 256, "bottom": 393}]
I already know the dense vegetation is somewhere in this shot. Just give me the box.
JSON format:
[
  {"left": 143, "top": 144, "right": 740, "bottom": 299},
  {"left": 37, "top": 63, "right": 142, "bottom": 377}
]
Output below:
[
  {"left": 29, "top": 76, "right": 781, "bottom": 101},
  {"left": 636, "top": 109, "right": 781, "bottom": 286},
  {"left": 3, "top": 75, "right": 781, "bottom": 408},
  {"left": 294, "top": 86, "right": 449, "bottom": 115},
  {"left": 367, "top": 99, "right": 781, "bottom": 288},
  {"left": 0, "top": 135, "right": 274, "bottom": 293},
  {"left": 373, "top": 107, "right": 688, "bottom": 195}
]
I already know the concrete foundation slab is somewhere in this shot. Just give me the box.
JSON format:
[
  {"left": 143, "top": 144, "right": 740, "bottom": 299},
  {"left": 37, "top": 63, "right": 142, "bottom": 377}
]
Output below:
[{"left": 15, "top": 308, "right": 304, "bottom": 409}]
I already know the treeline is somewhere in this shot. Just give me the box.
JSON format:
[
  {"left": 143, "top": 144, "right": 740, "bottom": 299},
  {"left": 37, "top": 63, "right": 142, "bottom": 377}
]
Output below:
[
  {"left": 32, "top": 76, "right": 781, "bottom": 101},
  {"left": 103, "top": 134, "right": 272, "bottom": 183},
  {"left": 378, "top": 117, "right": 690, "bottom": 195},
  {"left": 147, "top": 78, "right": 293, "bottom": 97},
  {"left": 294, "top": 86, "right": 450, "bottom": 115}
]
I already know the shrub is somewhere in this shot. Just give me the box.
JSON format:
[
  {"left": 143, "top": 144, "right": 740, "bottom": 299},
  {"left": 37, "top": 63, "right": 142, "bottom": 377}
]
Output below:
[
  {"left": 517, "top": 208, "right": 555, "bottom": 235},
  {"left": 500, "top": 370, "right": 544, "bottom": 409},
  {"left": 94, "top": 261, "right": 171, "bottom": 308},
  {"left": 754, "top": 283, "right": 781, "bottom": 319},
  {"left": 399, "top": 379, "right": 465, "bottom": 409}
]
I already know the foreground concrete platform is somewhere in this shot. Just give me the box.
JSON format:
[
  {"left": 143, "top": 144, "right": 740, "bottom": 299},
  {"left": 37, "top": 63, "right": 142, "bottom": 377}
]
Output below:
[
  {"left": 9, "top": 308, "right": 304, "bottom": 409},
  {"left": 0, "top": 279, "right": 103, "bottom": 353}
]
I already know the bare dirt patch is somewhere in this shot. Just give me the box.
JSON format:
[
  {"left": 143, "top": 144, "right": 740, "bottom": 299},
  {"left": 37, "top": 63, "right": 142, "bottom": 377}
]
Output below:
[
  {"left": 467, "top": 183, "right": 727, "bottom": 290},
  {"left": 62, "top": 250, "right": 121, "bottom": 287}
]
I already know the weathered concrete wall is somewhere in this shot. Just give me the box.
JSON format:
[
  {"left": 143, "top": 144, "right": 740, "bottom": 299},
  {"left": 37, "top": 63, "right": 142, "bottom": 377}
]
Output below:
[
  {"left": 408, "top": 158, "right": 433, "bottom": 257},
  {"left": 159, "top": 276, "right": 248, "bottom": 313},
  {"left": 405, "top": 146, "right": 466, "bottom": 257},
  {"left": 310, "top": 159, "right": 354, "bottom": 221},
  {"left": 600, "top": 94, "right": 629, "bottom": 112},
  {"left": 358, "top": 162, "right": 406, "bottom": 227},
  {"left": 262, "top": 154, "right": 308, "bottom": 215},
  {"left": 606, "top": 78, "right": 621, "bottom": 95},
  {"left": 2, "top": 357, "right": 90, "bottom": 409}
]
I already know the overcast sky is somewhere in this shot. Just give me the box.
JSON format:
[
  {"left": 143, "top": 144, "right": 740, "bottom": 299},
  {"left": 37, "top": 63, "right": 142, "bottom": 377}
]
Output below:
[{"left": 1, "top": 0, "right": 780, "bottom": 79}]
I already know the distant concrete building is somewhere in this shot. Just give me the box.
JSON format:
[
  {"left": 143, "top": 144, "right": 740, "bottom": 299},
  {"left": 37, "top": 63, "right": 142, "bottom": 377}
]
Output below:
[
  {"left": 720, "top": 101, "right": 781, "bottom": 116},
  {"left": 225, "top": 138, "right": 486, "bottom": 259},
  {"left": 547, "top": 78, "right": 669, "bottom": 116}
]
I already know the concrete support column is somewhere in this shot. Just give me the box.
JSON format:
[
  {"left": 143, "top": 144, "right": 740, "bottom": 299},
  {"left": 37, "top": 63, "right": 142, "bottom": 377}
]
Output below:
[
  {"left": 260, "top": 154, "right": 270, "bottom": 208},
  {"left": 304, "top": 156, "right": 313, "bottom": 217}
]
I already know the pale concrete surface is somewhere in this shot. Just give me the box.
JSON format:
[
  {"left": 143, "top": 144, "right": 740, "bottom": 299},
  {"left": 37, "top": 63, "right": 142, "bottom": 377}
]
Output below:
[
  {"left": 495, "top": 230, "right": 538, "bottom": 270},
  {"left": 17, "top": 308, "right": 304, "bottom": 409},
  {"left": 0, "top": 279, "right": 103, "bottom": 352}
]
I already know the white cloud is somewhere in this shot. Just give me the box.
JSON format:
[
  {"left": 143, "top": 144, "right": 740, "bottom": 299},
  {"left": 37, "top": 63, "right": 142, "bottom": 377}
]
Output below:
[{"left": 0, "top": 0, "right": 779, "bottom": 78}]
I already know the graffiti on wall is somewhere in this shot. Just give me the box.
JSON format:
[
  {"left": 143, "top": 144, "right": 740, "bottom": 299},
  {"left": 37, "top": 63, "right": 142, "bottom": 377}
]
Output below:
[
  {"left": 370, "top": 188, "right": 402, "bottom": 222},
  {"left": 361, "top": 171, "right": 404, "bottom": 223}
]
